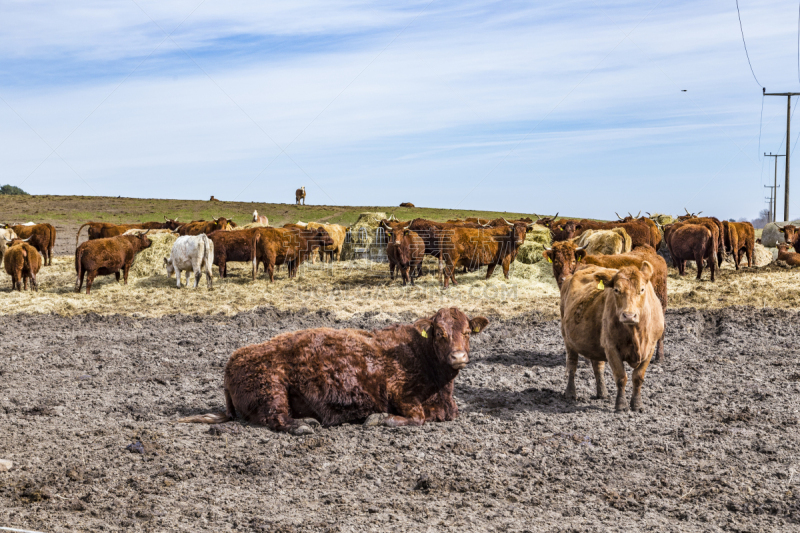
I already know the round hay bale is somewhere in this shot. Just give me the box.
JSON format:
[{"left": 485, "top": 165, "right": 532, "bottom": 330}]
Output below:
[
  {"left": 340, "top": 213, "right": 388, "bottom": 261},
  {"left": 752, "top": 243, "right": 773, "bottom": 267},
  {"left": 129, "top": 233, "right": 178, "bottom": 278},
  {"left": 233, "top": 222, "right": 270, "bottom": 230},
  {"left": 761, "top": 220, "right": 800, "bottom": 247},
  {"left": 649, "top": 213, "right": 674, "bottom": 225},
  {"left": 515, "top": 225, "right": 552, "bottom": 265}
]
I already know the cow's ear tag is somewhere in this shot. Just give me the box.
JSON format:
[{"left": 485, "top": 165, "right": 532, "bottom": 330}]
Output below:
[
  {"left": 547, "top": 256, "right": 552, "bottom": 263},
  {"left": 597, "top": 280, "right": 604, "bottom": 290},
  {"left": 421, "top": 330, "right": 428, "bottom": 338},
  {"left": 473, "top": 327, "right": 480, "bottom": 333}
]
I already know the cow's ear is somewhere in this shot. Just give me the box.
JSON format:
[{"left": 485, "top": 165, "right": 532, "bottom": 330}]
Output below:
[
  {"left": 413, "top": 318, "right": 433, "bottom": 339},
  {"left": 640, "top": 261, "right": 654, "bottom": 282},
  {"left": 575, "top": 224, "right": 582, "bottom": 231},
  {"left": 593, "top": 270, "right": 615, "bottom": 288},
  {"left": 575, "top": 249, "right": 587, "bottom": 262},
  {"left": 468, "top": 317, "right": 489, "bottom": 334},
  {"left": 542, "top": 249, "right": 552, "bottom": 263}
]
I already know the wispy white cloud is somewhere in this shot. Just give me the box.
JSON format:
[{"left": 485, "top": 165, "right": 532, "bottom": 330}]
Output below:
[{"left": 2, "top": 1, "right": 800, "bottom": 218}]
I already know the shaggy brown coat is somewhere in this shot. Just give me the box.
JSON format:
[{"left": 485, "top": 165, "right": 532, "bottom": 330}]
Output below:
[
  {"left": 207, "top": 228, "right": 260, "bottom": 279},
  {"left": 664, "top": 223, "right": 716, "bottom": 281},
  {"left": 12, "top": 224, "right": 54, "bottom": 266},
  {"left": 75, "top": 232, "right": 153, "bottom": 294},
  {"left": 3, "top": 240, "right": 41, "bottom": 291},
  {"left": 179, "top": 308, "right": 489, "bottom": 434},
  {"left": 76, "top": 219, "right": 180, "bottom": 246},
  {"left": 384, "top": 224, "right": 425, "bottom": 285},
  {"left": 560, "top": 263, "right": 664, "bottom": 412},
  {"left": 721, "top": 221, "right": 740, "bottom": 270},
  {"left": 777, "top": 243, "right": 800, "bottom": 266},
  {"left": 177, "top": 218, "right": 229, "bottom": 236},
  {"left": 253, "top": 227, "right": 298, "bottom": 282}
]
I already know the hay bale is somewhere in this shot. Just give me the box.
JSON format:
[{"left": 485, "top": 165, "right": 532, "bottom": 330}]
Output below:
[
  {"left": 232, "top": 222, "right": 270, "bottom": 230},
  {"left": 752, "top": 243, "right": 773, "bottom": 267},
  {"left": 761, "top": 220, "right": 800, "bottom": 247},
  {"left": 649, "top": 213, "right": 674, "bottom": 225},
  {"left": 515, "top": 225, "right": 552, "bottom": 264},
  {"left": 340, "top": 213, "right": 388, "bottom": 261},
  {"left": 129, "top": 233, "right": 178, "bottom": 278}
]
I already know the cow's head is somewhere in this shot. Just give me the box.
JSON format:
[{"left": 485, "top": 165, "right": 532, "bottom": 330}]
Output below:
[
  {"left": 593, "top": 262, "right": 654, "bottom": 326},
  {"left": 135, "top": 230, "right": 152, "bottom": 250},
  {"left": 414, "top": 308, "right": 489, "bottom": 371},
  {"left": 164, "top": 256, "right": 175, "bottom": 277},
  {"left": 779, "top": 225, "right": 798, "bottom": 245},
  {"left": 212, "top": 217, "right": 228, "bottom": 231},
  {"left": 542, "top": 240, "right": 587, "bottom": 288},
  {"left": 499, "top": 218, "right": 528, "bottom": 246},
  {"left": 777, "top": 242, "right": 792, "bottom": 254},
  {"left": 162, "top": 217, "right": 181, "bottom": 230},
  {"left": 551, "top": 220, "right": 577, "bottom": 241},
  {"left": 5, "top": 237, "right": 30, "bottom": 247}
]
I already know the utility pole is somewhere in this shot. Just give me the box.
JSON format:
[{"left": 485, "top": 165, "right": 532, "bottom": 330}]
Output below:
[
  {"left": 763, "top": 89, "right": 800, "bottom": 220},
  {"left": 764, "top": 152, "right": 785, "bottom": 223}
]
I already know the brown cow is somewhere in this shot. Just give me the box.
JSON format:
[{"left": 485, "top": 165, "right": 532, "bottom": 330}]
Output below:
[
  {"left": 560, "top": 263, "right": 664, "bottom": 411},
  {"left": 283, "top": 225, "right": 333, "bottom": 277},
  {"left": 534, "top": 214, "right": 581, "bottom": 242},
  {"left": 543, "top": 241, "right": 667, "bottom": 362},
  {"left": 729, "top": 221, "right": 755, "bottom": 267},
  {"left": 76, "top": 219, "right": 180, "bottom": 246},
  {"left": 615, "top": 212, "right": 661, "bottom": 250},
  {"left": 75, "top": 232, "right": 152, "bottom": 294},
  {"left": 12, "top": 224, "right": 53, "bottom": 266},
  {"left": 381, "top": 222, "right": 425, "bottom": 285},
  {"left": 253, "top": 228, "right": 298, "bottom": 282},
  {"left": 777, "top": 243, "right": 800, "bottom": 266},
  {"left": 207, "top": 228, "right": 259, "bottom": 279},
  {"left": 399, "top": 202, "right": 415, "bottom": 208},
  {"left": 178, "top": 308, "right": 489, "bottom": 434},
  {"left": 780, "top": 224, "right": 800, "bottom": 253},
  {"left": 721, "top": 220, "right": 740, "bottom": 269},
  {"left": 3, "top": 239, "right": 40, "bottom": 291},
  {"left": 572, "top": 219, "right": 654, "bottom": 249},
  {"left": 437, "top": 220, "right": 531, "bottom": 288},
  {"left": 295, "top": 186, "right": 306, "bottom": 205},
  {"left": 177, "top": 217, "right": 228, "bottom": 236},
  {"left": 677, "top": 217, "right": 723, "bottom": 266},
  {"left": 664, "top": 223, "right": 715, "bottom": 281}
]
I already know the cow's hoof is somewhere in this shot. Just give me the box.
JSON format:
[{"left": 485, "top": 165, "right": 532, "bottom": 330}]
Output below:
[
  {"left": 290, "top": 424, "right": 314, "bottom": 436},
  {"left": 630, "top": 400, "right": 643, "bottom": 412},
  {"left": 299, "top": 418, "right": 321, "bottom": 428},
  {"left": 363, "top": 413, "right": 389, "bottom": 427},
  {"left": 592, "top": 393, "right": 609, "bottom": 400}
]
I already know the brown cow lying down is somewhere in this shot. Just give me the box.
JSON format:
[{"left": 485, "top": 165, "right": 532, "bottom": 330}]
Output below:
[
  {"left": 777, "top": 243, "right": 800, "bottom": 266},
  {"left": 180, "top": 308, "right": 489, "bottom": 435},
  {"left": 560, "top": 264, "right": 664, "bottom": 412}
]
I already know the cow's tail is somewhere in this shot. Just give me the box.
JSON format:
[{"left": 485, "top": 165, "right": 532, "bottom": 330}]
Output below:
[
  {"left": 75, "top": 223, "right": 92, "bottom": 247},
  {"left": 176, "top": 412, "right": 230, "bottom": 424},
  {"left": 200, "top": 233, "right": 213, "bottom": 286},
  {"left": 251, "top": 231, "right": 261, "bottom": 280},
  {"left": 74, "top": 248, "right": 83, "bottom": 290}
]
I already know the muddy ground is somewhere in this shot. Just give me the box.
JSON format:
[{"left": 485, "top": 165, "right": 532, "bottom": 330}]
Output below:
[{"left": 1, "top": 306, "right": 799, "bottom": 532}]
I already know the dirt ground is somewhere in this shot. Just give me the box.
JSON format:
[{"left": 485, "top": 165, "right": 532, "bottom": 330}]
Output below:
[{"left": 1, "top": 306, "right": 799, "bottom": 532}]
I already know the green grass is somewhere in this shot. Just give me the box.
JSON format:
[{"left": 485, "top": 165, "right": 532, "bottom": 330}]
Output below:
[{"left": 0, "top": 195, "right": 563, "bottom": 227}]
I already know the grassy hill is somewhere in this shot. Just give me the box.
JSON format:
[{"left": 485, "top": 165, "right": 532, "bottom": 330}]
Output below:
[{"left": 0, "top": 195, "right": 557, "bottom": 227}]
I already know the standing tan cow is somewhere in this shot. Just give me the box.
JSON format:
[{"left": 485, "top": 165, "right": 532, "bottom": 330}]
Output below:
[{"left": 560, "top": 263, "right": 664, "bottom": 411}]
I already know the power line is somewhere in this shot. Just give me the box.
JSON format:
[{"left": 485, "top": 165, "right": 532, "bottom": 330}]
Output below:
[{"left": 736, "top": 0, "right": 763, "bottom": 88}]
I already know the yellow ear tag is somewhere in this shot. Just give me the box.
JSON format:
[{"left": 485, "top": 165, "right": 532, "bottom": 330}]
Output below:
[
  {"left": 547, "top": 257, "right": 552, "bottom": 263},
  {"left": 421, "top": 330, "right": 428, "bottom": 338},
  {"left": 473, "top": 327, "right": 480, "bottom": 333},
  {"left": 597, "top": 280, "right": 604, "bottom": 290}
]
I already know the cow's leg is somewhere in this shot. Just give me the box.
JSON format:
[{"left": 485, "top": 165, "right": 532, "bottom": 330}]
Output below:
[
  {"left": 564, "top": 347, "right": 579, "bottom": 400},
  {"left": 502, "top": 257, "right": 512, "bottom": 279},
  {"left": 77, "top": 270, "right": 86, "bottom": 292},
  {"left": 389, "top": 260, "right": 396, "bottom": 280},
  {"left": 485, "top": 264, "right": 497, "bottom": 278},
  {"left": 267, "top": 263, "right": 275, "bottom": 282},
  {"left": 23, "top": 276, "right": 28, "bottom": 291},
  {"left": 252, "top": 385, "right": 314, "bottom": 435},
  {"left": 194, "top": 268, "right": 201, "bottom": 289},
  {"left": 401, "top": 265, "right": 410, "bottom": 286},
  {"left": 383, "top": 402, "right": 425, "bottom": 427},
  {"left": 708, "top": 251, "right": 716, "bottom": 282},
  {"left": 175, "top": 268, "right": 182, "bottom": 288},
  {"left": 115, "top": 271, "right": 120, "bottom": 282},
  {"left": 591, "top": 360, "right": 608, "bottom": 399},
  {"left": 630, "top": 356, "right": 652, "bottom": 412},
  {"left": 86, "top": 271, "right": 97, "bottom": 294},
  {"left": 746, "top": 245, "right": 753, "bottom": 267},
  {"left": 605, "top": 349, "right": 628, "bottom": 412},
  {"left": 694, "top": 252, "right": 704, "bottom": 281},
  {"left": 654, "top": 336, "right": 665, "bottom": 364}
]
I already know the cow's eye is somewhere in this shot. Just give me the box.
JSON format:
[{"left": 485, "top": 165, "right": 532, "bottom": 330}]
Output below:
[
  {"left": 463, "top": 331, "right": 470, "bottom": 337},
  {"left": 640, "top": 287, "right": 645, "bottom": 294},
  {"left": 614, "top": 288, "right": 620, "bottom": 293}
]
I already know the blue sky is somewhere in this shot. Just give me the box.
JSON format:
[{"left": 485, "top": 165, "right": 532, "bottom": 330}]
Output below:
[{"left": 2, "top": 0, "right": 800, "bottom": 219}]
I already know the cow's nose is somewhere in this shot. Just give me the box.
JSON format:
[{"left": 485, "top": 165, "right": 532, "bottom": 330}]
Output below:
[
  {"left": 620, "top": 311, "right": 639, "bottom": 324},
  {"left": 449, "top": 351, "right": 469, "bottom": 369}
]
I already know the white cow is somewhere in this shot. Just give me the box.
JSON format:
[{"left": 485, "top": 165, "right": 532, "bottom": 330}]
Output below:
[{"left": 164, "top": 234, "right": 214, "bottom": 289}]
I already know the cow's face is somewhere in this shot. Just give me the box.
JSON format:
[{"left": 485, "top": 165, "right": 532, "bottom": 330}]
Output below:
[
  {"left": 510, "top": 223, "right": 527, "bottom": 245},
  {"left": 543, "top": 241, "right": 582, "bottom": 288},
  {"left": 594, "top": 263, "right": 654, "bottom": 326},
  {"left": 137, "top": 233, "right": 152, "bottom": 249},
  {"left": 780, "top": 225, "right": 798, "bottom": 244},
  {"left": 163, "top": 218, "right": 181, "bottom": 230},
  {"left": 414, "top": 308, "right": 489, "bottom": 370},
  {"left": 555, "top": 221, "right": 577, "bottom": 240},
  {"left": 164, "top": 257, "right": 175, "bottom": 277},
  {"left": 778, "top": 243, "right": 792, "bottom": 254}
]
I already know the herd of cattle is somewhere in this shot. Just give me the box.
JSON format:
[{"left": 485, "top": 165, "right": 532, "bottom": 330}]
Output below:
[{"left": 3, "top": 209, "right": 800, "bottom": 426}]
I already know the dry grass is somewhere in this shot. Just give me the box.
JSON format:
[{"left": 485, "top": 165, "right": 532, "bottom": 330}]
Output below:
[{"left": 1, "top": 248, "right": 799, "bottom": 319}]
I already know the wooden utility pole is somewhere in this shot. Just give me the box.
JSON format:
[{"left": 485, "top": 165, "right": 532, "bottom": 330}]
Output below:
[
  {"left": 764, "top": 152, "right": 784, "bottom": 222},
  {"left": 763, "top": 89, "right": 800, "bottom": 220}
]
